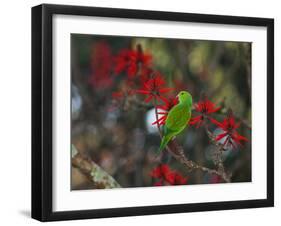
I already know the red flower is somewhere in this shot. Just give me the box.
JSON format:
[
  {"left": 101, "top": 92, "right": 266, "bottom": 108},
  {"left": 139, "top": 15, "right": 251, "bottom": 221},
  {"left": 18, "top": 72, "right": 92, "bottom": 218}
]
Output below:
[
  {"left": 150, "top": 164, "right": 188, "bottom": 186},
  {"left": 88, "top": 41, "right": 113, "bottom": 89},
  {"left": 189, "top": 96, "right": 221, "bottom": 128},
  {"left": 114, "top": 46, "right": 152, "bottom": 78},
  {"left": 114, "top": 49, "right": 137, "bottom": 77},
  {"left": 152, "top": 96, "right": 178, "bottom": 125},
  {"left": 135, "top": 75, "right": 173, "bottom": 103},
  {"left": 172, "top": 172, "right": 188, "bottom": 185},
  {"left": 210, "top": 112, "right": 248, "bottom": 149}
]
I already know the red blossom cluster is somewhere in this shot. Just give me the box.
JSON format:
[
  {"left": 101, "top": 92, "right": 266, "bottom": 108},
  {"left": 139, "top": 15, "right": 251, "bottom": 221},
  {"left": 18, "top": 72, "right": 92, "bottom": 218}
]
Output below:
[
  {"left": 135, "top": 75, "right": 174, "bottom": 103},
  {"left": 112, "top": 44, "right": 175, "bottom": 127},
  {"left": 211, "top": 112, "right": 248, "bottom": 149},
  {"left": 104, "top": 43, "right": 174, "bottom": 104},
  {"left": 190, "top": 96, "right": 248, "bottom": 149},
  {"left": 114, "top": 44, "right": 152, "bottom": 79},
  {"left": 189, "top": 96, "right": 221, "bottom": 128},
  {"left": 150, "top": 164, "right": 188, "bottom": 186}
]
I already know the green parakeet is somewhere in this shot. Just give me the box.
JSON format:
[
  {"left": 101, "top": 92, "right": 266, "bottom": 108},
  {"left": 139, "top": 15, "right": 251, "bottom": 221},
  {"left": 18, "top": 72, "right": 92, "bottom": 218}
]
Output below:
[{"left": 158, "top": 91, "right": 192, "bottom": 153}]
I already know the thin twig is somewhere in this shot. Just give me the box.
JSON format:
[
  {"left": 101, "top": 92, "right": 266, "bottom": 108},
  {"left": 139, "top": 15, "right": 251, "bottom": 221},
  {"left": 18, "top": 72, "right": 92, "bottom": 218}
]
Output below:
[{"left": 204, "top": 124, "right": 230, "bottom": 181}]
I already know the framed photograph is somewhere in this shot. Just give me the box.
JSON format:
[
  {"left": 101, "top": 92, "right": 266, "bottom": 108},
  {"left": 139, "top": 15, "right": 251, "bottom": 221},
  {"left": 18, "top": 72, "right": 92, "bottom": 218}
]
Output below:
[{"left": 32, "top": 4, "right": 274, "bottom": 221}]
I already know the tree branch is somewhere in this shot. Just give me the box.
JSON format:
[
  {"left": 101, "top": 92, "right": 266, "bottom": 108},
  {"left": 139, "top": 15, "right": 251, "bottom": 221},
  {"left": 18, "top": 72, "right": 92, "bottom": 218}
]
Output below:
[
  {"left": 72, "top": 145, "right": 121, "bottom": 189},
  {"left": 167, "top": 139, "right": 231, "bottom": 183}
]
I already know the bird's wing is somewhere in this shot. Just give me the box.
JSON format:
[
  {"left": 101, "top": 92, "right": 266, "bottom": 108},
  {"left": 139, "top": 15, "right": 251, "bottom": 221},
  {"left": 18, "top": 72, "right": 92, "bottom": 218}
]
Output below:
[{"left": 165, "top": 104, "right": 191, "bottom": 131}]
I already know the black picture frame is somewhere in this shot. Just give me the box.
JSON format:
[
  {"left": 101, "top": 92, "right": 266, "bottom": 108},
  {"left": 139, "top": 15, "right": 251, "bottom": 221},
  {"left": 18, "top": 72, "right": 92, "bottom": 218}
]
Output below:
[{"left": 32, "top": 3, "right": 274, "bottom": 222}]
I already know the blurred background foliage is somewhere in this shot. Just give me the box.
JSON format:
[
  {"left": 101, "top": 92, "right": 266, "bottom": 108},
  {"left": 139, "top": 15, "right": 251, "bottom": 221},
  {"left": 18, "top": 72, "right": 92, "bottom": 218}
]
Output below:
[{"left": 71, "top": 34, "right": 251, "bottom": 190}]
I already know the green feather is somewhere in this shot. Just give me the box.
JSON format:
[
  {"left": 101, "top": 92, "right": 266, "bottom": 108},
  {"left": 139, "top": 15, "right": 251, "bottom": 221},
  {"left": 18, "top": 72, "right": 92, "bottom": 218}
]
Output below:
[{"left": 157, "top": 91, "right": 192, "bottom": 154}]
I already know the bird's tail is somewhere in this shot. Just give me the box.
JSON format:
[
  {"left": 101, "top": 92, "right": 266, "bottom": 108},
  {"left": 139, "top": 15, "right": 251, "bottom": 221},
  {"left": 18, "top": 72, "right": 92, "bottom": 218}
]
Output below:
[{"left": 157, "top": 135, "right": 172, "bottom": 155}]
